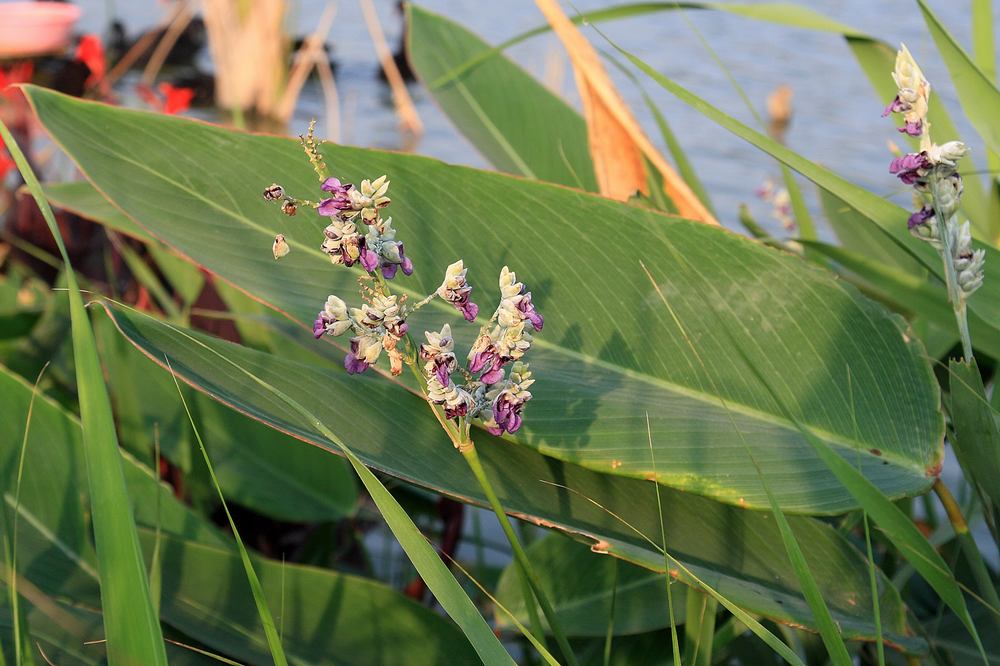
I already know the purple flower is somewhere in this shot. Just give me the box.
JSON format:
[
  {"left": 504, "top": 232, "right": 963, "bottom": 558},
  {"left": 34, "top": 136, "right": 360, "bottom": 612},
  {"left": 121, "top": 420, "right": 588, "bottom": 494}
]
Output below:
[
  {"left": 882, "top": 95, "right": 909, "bottom": 117},
  {"left": 360, "top": 247, "right": 379, "bottom": 272},
  {"left": 469, "top": 334, "right": 504, "bottom": 384},
  {"left": 889, "top": 152, "right": 933, "bottom": 185},
  {"left": 487, "top": 393, "right": 525, "bottom": 436},
  {"left": 380, "top": 242, "right": 414, "bottom": 279},
  {"left": 313, "top": 315, "right": 326, "bottom": 339},
  {"left": 344, "top": 339, "right": 371, "bottom": 375},
  {"left": 445, "top": 402, "right": 469, "bottom": 420},
  {"left": 438, "top": 261, "right": 479, "bottom": 322},
  {"left": 908, "top": 205, "right": 934, "bottom": 230},
  {"left": 898, "top": 120, "right": 923, "bottom": 137},
  {"left": 516, "top": 292, "right": 543, "bottom": 331},
  {"left": 318, "top": 178, "right": 354, "bottom": 216}
]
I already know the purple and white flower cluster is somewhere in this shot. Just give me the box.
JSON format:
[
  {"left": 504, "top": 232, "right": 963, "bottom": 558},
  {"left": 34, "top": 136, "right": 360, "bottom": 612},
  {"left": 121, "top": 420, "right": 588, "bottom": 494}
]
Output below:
[
  {"left": 421, "top": 265, "right": 543, "bottom": 439},
  {"left": 266, "top": 139, "right": 545, "bottom": 445},
  {"left": 318, "top": 175, "right": 413, "bottom": 279},
  {"left": 313, "top": 293, "right": 409, "bottom": 376},
  {"left": 882, "top": 45, "right": 983, "bottom": 299}
]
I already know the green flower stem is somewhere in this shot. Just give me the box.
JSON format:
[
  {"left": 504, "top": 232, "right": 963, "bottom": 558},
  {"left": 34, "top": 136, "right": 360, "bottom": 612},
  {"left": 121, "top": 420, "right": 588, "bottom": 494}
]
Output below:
[
  {"left": 931, "top": 199, "right": 974, "bottom": 360},
  {"left": 381, "top": 267, "right": 572, "bottom": 662},
  {"left": 933, "top": 479, "right": 1000, "bottom": 626},
  {"left": 460, "top": 443, "right": 579, "bottom": 666}
]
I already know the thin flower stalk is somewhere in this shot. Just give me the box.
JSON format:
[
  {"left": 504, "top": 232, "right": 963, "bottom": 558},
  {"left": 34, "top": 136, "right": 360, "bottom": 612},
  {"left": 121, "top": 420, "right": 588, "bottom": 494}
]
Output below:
[
  {"left": 264, "top": 135, "right": 576, "bottom": 665},
  {"left": 883, "top": 44, "right": 984, "bottom": 359}
]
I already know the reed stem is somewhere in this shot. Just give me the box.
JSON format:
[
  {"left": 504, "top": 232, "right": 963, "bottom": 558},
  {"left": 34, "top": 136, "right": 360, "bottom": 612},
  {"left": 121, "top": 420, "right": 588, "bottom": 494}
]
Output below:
[{"left": 933, "top": 479, "right": 1000, "bottom": 625}]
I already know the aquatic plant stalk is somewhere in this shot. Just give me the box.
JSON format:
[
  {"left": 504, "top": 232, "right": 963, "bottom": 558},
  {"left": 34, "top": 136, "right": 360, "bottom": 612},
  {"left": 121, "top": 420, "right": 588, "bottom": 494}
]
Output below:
[{"left": 933, "top": 479, "right": 1000, "bottom": 627}]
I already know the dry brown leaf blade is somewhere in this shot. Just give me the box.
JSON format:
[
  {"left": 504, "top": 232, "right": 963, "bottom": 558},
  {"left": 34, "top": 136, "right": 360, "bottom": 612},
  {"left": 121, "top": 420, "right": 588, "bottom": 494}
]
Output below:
[{"left": 534, "top": 0, "right": 718, "bottom": 225}]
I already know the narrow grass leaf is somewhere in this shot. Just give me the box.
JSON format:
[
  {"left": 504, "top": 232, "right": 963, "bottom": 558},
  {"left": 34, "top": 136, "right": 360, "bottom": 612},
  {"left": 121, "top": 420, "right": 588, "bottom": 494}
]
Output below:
[
  {"left": 0, "top": 121, "right": 167, "bottom": 665},
  {"left": 167, "top": 360, "right": 288, "bottom": 666},
  {"left": 6, "top": 364, "right": 47, "bottom": 666},
  {"left": 917, "top": 0, "right": 1000, "bottom": 158},
  {"left": 646, "top": 416, "right": 682, "bottom": 666}
]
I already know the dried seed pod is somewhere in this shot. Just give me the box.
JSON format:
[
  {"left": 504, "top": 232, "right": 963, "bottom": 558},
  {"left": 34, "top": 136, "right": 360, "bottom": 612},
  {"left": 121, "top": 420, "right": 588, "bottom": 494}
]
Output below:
[
  {"left": 281, "top": 199, "right": 298, "bottom": 216},
  {"left": 272, "top": 234, "right": 290, "bottom": 260},
  {"left": 263, "top": 183, "right": 284, "bottom": 201}
]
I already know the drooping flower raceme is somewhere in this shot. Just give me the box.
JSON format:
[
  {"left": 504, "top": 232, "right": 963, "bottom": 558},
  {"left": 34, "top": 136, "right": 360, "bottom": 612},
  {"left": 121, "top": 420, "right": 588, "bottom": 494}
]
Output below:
[
  {"left": 419, "top": 266, "right": 543, "bottom": 438},
  {"left": 266, "top": 131, "right": 543, "bottom": 448},
  {"left": 882, "top": 44, "right": 984, "bottom": 358}
]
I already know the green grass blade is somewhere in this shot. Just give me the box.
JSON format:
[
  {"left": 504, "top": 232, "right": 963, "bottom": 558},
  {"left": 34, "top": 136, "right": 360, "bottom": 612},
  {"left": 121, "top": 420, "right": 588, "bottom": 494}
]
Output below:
[
  {"left": 602, "top": 559, "right": 619, "bottom": 666},
  {"left": 918, "top": 0, "right": 1000, "bottom": 157},
  {"left": 946, "top": 359, "right": 1000, "bottom": 551},
  {"left": 5, "top": 364, "right": 47, "bottom": 666},
  {"left": 972, "top": 0, "right": 997, "bottom": 83},
  {"left": 683, "top": 589, "right": 717, "bottom": 666},
  {"left": 166, "top": 359, "right": 288, "bottom": 666},
  {"left": 862, "top": 513, "right": 885, "bottom": 666},
  {"left": 0, "top": 121, "right": 168, "bottom": 665},
  {"left": 141, "top": 312, "right": 512, "bottom": 664},
  {"left": 443, "top": 550, "right": 561, "bottom": 666},
  {"left": 645, "top": 417, "right": 682, "bottom": 666}
]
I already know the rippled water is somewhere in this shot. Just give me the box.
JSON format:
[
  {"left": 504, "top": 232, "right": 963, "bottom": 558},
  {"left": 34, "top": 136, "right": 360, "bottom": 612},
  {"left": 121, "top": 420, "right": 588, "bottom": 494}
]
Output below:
[{"left": 75, "top": 0, "right": 996, "bottom": 235}]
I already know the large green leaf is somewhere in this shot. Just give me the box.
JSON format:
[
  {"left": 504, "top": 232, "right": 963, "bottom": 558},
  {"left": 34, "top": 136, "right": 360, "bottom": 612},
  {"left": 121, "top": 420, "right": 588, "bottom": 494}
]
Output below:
[
  {"left": 100, "top": 302, "right": 925, "bottom": 652},
  {"left": 24, "top": 88, "right": 944, "bottom": 515},
  {"left": 0, "top": 365, "right": 481, "bottom": 665},
  {"left": 407, "top": 5, "right": 597, "bottom": 191}
]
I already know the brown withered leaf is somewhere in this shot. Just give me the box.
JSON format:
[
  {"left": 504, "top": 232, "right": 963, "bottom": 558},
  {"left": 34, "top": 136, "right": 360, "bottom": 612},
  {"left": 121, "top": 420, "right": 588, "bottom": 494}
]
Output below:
[{"left": 534, "top": 0, "right": 718, "bottom": 225}]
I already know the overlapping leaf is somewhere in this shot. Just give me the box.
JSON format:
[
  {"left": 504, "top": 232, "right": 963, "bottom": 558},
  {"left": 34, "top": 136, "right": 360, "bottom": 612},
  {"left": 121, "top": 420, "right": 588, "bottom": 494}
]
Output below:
[{"left": 99, "top": 302, "right": 924, "bottom": 650}]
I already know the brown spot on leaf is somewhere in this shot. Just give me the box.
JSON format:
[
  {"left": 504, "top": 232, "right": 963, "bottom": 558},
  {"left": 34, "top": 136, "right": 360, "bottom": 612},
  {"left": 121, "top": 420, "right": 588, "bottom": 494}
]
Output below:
[
  {"left": 590, "top": 540, "right": 612, "bottom": 554},
  {"left": 869, "top": 448, "right": 882, "bottom": 457}
]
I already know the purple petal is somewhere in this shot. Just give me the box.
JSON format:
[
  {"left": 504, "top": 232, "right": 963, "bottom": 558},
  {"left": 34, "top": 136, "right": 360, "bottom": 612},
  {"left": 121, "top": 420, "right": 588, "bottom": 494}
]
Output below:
[
  {"left": 401, "top": 256, "right": 414, "bottom": 276},
  {"left": 360, "top": 249, "right": 379, "bottom": 272},
  {"left": 460, "top": 301, "right": 479, "bottom": 322},
  {"left": 481, "top": 365, "right": 504, "bottom": 385},
  {"left": 486, "top": 425, "right": 503, "bottom": 436},
  {"left": 908, "top": 206, "right": 934, "bottom": 230},
  {"left": 898, "top": 120, "right": 923, "bottom": 137},
  {"left": 435, "top": 361, "right": 451, "bottom": 386},
  {"left": 506, "top": 413, "right": 523, "bottom": 434},
  {"left": 313, "top": 314, "right": 327, "bottom": 338},
  {"left": 882, "top": 95, "right": 907, "bottom": 117},
  {"left": 317, "top": 199, "right": 339, "bottom": 216},
  {"left": 469, "top": 350, "right": 492, "bottom": 374},
  {"left": 381, "top": 263, "right": 399, "bottom": 279},
  {"left": 344, "top": 353, "right": 370, "bottom": 375}
]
